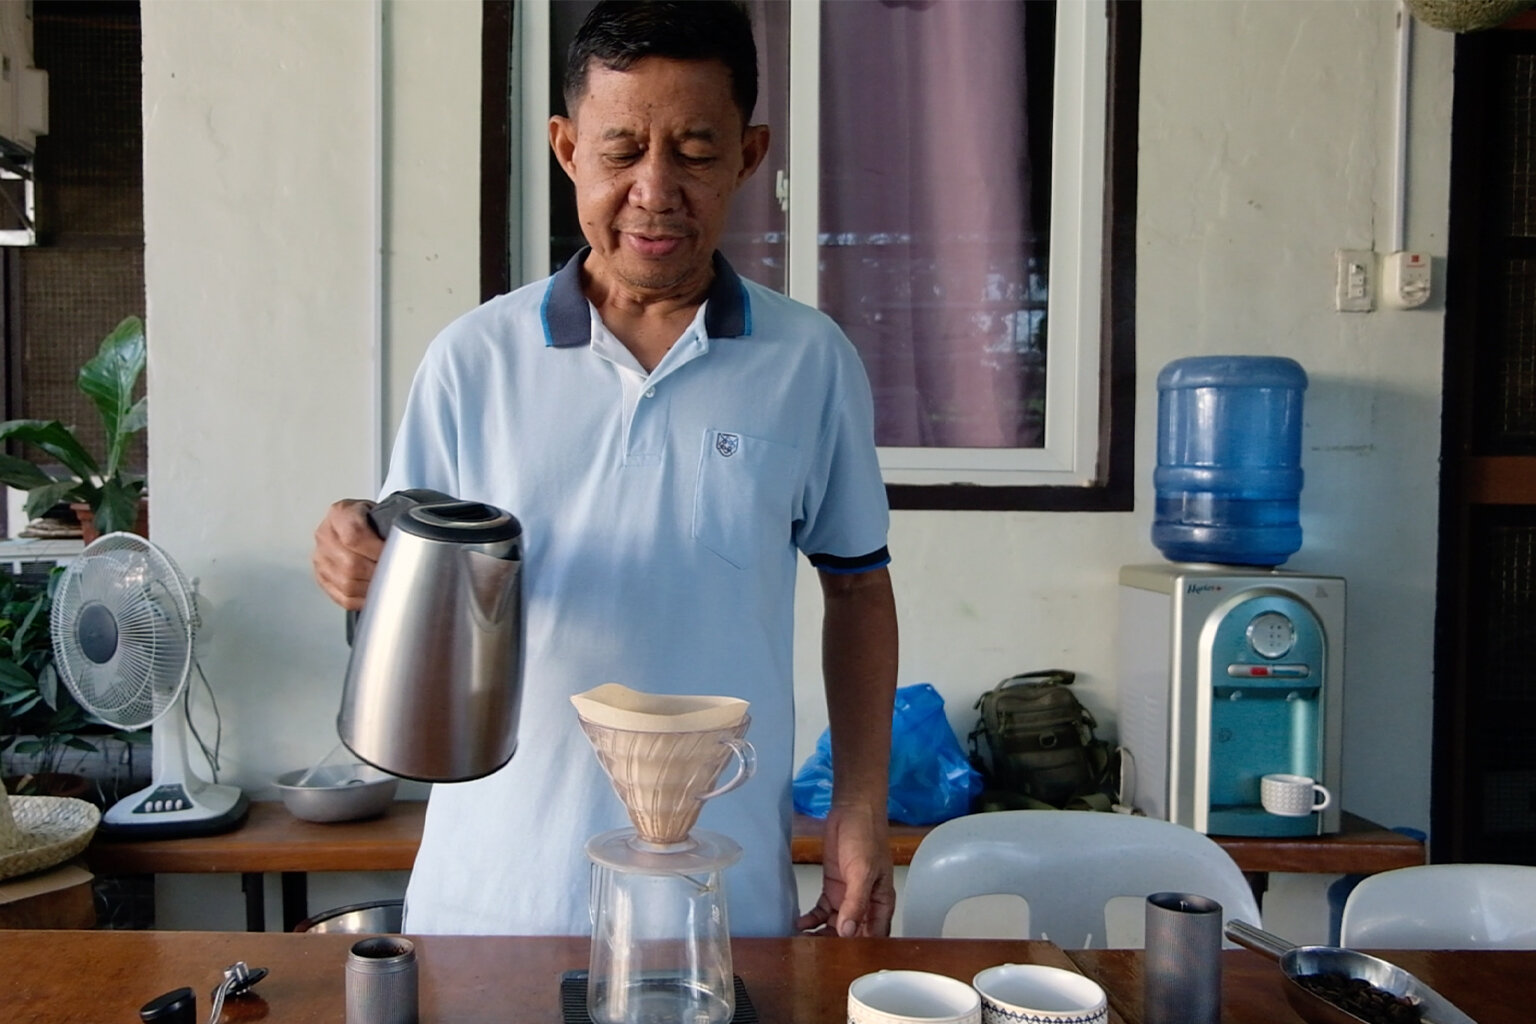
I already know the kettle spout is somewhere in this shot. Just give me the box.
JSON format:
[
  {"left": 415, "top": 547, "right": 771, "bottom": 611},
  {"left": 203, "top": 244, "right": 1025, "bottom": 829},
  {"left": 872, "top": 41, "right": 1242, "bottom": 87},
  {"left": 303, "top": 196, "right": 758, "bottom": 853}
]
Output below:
[{"left": 462, "top": 548, "right": 521, "bottom": 626}]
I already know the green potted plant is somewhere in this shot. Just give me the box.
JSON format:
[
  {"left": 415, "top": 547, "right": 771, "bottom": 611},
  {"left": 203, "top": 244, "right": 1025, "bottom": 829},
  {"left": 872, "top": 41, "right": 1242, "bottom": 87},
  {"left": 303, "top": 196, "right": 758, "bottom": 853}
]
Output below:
[
  {"left": 0, "top": 568, "right": 99, "bottom": 796},
  {"left": 0, "top": 315, "right": 147, "bottom": 538}
]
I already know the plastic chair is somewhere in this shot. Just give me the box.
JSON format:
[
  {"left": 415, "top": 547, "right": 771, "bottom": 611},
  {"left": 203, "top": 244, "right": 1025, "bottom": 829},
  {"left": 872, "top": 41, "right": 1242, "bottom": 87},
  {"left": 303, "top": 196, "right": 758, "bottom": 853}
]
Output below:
[
  {"left": 901, "top": 811, "right": 1261, "bottom": 948},
  {"left": 293, "top": 898, "right": 404, "bottom": 934},
  {"left": 1340, "top": 864, "right": 1536, "bottom": 950}
]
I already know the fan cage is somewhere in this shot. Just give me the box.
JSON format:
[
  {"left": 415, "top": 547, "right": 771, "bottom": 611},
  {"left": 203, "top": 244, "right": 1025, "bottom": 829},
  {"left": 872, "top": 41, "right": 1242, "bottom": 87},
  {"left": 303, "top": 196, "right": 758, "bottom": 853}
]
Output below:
[{"left": 51, "top": 534, "right": 197, "bottom": 731}]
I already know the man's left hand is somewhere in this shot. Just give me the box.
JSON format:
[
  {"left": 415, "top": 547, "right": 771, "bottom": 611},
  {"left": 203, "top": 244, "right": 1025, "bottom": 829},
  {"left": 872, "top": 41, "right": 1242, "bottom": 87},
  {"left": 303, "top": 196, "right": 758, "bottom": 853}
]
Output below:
[{"left": 796, "top": 802, "right": 895, "bottom": 937}]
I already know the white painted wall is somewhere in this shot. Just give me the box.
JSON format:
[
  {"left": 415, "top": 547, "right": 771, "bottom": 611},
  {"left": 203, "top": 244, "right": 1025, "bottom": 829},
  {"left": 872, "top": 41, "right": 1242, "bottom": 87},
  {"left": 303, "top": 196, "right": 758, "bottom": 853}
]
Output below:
[{"left": 140, "top": 0, "right": 1452, "bottom": 938}]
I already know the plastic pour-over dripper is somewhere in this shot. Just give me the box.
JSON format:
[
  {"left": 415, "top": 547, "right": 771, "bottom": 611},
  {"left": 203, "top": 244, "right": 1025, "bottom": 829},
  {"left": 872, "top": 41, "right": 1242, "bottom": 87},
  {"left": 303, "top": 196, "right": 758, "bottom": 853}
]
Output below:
[{"left": 571, "top": 684, "right": 756, "bottom": 846}]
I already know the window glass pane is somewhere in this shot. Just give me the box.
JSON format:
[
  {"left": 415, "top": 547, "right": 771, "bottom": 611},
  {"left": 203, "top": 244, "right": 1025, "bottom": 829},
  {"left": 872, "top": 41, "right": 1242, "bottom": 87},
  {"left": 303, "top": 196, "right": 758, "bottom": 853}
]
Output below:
[
  {"left": 721, "top": 0, "right": 788, "bottom": 292},
  {"left": 548, "top": 0, "right": 592, "bottom": 268},
  {"left": 819, "top": 0, "right": 1053, "bottom": 449}
]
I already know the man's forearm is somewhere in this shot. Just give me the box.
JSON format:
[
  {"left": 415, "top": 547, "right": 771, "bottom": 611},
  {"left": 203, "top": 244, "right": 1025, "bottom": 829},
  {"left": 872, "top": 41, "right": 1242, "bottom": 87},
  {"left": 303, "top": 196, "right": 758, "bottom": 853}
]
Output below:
[{"left": 819, "top": 567, "right": 899, "bottom": 810}]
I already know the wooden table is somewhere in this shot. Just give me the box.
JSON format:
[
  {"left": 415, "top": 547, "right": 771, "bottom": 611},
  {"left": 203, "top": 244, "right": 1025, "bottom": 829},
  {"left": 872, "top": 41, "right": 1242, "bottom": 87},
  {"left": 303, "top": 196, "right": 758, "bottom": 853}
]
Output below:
[
  {"left": 1, "top": 930, "right": 1525, "bottom": 1023},
  {"left": 0, "top": 862, "right": 96, "bottom": 930},
  {"left": 1069, "top": 946, "right": 1529, "bottom": 1024},
  {"left": 793, "top": 809, "right": 1425, "bottom": 876},
  {"left": 85, "top": 802, "right": 1424, "bottom": 931},
  {"left": 86, "top": 801, "right": 425, "bottom": 932},
  {"left": 0, "top": 932, "right": 1099, "bottom": 1023}
]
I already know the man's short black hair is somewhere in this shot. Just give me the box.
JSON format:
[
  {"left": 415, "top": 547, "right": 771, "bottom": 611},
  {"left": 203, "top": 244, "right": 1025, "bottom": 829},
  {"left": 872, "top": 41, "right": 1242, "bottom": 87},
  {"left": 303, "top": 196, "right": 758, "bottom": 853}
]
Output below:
[{"left": 564, "top": 1, "right": 759, "bottom": 127}]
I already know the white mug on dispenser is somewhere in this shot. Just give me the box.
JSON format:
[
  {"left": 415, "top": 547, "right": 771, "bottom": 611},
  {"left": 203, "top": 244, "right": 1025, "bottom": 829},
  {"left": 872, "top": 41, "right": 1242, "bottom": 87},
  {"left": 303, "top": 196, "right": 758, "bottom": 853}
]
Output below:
[{"left": 1260, "top": 773, "right": 1331, "bottom": 816}]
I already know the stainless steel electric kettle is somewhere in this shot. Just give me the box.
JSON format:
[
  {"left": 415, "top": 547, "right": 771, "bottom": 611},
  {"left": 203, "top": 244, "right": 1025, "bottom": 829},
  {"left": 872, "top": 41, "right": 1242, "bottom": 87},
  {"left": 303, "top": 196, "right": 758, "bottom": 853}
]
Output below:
[{"left": 338, "top": 489, "right": 524, "bottom": 782}]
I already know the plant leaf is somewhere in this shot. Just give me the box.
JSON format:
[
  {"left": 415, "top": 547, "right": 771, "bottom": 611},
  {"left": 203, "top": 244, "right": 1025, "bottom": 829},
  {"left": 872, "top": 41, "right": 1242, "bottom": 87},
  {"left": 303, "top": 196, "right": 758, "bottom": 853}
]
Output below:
[
  {"left": 0, "top": 453, "right": 55, "bottom": 491},
  {"left": 35, "top": 659, "right": 57, "bottom": 710},
  {"left": 0, "top": 419, "right": 100, "bottom": 482},
  {"left": 4, "top": 695, "right": 41, "bottom": 716},
  {"left": 0, "top": 659, "right": 33, "bottom": 692},
  {"left": 78, "top": 315, "right": 146, "bottom": 480},
  {"left": 22, "top": 479, "right": 91, "bottom": 521},
  {"left": 94, "top": 475, "right": 143, "bottom": 535},
  {"left": 119, "top": 396, "right": 148, "bottom": 437}
]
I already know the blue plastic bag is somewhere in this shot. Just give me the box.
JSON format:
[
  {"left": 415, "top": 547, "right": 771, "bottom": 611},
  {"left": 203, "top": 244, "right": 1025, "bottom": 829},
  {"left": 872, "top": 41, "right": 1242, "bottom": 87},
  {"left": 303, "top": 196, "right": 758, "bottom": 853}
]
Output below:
[{"left": 792, "top": 682, "right": 983, "bottom": 826}]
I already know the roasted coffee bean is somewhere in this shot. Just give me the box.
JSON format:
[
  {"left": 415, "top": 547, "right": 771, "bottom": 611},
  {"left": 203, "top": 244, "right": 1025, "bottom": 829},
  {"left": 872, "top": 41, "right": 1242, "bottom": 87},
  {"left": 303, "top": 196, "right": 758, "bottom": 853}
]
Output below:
[{"left": 1295, "top": 972, "right": 1422, "bottom": 1024}]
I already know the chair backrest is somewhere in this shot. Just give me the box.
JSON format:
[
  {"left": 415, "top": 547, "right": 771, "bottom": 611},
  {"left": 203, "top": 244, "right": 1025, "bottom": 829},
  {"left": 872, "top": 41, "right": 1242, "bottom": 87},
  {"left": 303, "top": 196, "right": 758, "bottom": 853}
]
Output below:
[
  {"left": 901, "top": 810, "right": 1261, "bottom": 948},
  {"left": 1340, "top": 863, "right": 1536, "bottom": 950}
]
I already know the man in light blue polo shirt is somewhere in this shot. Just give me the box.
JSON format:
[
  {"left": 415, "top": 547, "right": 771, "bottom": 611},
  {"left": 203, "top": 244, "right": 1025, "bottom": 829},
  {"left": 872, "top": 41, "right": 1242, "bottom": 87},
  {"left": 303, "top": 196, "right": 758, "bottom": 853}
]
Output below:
[{"left": 312, "top": 0, "right": 897, "bottom": 938}]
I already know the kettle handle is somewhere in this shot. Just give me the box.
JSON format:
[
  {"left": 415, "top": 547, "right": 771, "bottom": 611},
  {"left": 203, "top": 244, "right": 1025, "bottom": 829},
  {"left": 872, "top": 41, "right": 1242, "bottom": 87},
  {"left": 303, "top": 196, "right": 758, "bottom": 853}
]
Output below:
[
  {"left": 344, "top": 488, "right": 458, "bottom": 646},
  {"left": 696, "top": 737, "right": 757, "bottom": 801},
  {"left": 365, "top": 488, "right": 458, "bottom": 537}
]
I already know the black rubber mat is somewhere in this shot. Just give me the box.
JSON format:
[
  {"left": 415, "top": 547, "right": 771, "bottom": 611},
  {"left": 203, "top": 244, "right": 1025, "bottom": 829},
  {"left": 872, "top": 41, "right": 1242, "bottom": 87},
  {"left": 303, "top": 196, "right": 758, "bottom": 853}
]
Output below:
[{"left": 560, "top": 970, "right": 758, "bottom": 1023}]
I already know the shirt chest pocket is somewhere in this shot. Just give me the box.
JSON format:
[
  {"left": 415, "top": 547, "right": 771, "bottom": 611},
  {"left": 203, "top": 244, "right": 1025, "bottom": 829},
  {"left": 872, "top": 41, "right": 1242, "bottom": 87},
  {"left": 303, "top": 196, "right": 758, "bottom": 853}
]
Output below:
[{"left": 692, "top": 429, "right": 801, "bottom": 570}]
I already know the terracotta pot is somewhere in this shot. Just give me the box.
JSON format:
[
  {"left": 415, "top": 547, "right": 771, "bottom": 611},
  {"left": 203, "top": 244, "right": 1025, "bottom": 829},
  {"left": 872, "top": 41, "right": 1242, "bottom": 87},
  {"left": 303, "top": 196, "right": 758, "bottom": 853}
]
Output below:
[
  {"left": 3, "top": 772, "right": 91, "bottom": 800},
  {"left": 70, "top": 500, "right": 149, "bottom": 543}
]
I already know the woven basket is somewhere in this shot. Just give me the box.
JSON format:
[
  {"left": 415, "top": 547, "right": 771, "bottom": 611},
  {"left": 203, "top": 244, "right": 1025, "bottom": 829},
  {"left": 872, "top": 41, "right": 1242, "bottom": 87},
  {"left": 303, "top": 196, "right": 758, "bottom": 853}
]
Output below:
[
  {"left": 0, "top": 794, "right": 101, "bottom": 881},
  {"left": 1405, "top": 0, "right": 1534, "bottom": 32}
]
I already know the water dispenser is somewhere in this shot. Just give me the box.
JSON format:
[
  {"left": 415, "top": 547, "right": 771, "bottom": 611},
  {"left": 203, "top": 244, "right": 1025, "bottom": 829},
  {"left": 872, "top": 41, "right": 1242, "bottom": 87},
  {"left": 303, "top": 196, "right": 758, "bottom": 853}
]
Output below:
[{"left": 1116, "top": 563, "right": 1344, "bottom": 837}]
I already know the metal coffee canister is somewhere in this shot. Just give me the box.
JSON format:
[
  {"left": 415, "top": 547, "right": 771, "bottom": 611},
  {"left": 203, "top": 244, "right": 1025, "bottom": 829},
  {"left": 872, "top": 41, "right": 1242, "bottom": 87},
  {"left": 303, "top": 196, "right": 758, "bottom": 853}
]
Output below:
[
  {"left": 1144, "top": 891, "right": 1222, "bottom": 1024},
  {"left": 346, "top": 936, "right": 419, "bottom": 1024}
]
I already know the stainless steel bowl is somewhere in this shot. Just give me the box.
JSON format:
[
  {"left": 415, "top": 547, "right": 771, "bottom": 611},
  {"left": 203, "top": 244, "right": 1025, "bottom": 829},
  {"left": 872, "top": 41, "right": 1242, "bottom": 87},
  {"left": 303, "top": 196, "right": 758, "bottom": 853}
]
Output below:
[
  {"left": 295, "top": 898, "right": 405, "bottom": 934},
  {"left": 274, "top": 764, "right": 400, "bottom": 823}
]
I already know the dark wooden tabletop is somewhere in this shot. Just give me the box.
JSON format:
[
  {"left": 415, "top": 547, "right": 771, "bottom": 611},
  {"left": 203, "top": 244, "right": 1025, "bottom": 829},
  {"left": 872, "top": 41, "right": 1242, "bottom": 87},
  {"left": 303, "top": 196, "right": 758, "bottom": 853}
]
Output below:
[
  {"left": 1070, "top": 946, "right": 1528, "bottom": 1024},
  {"left": 85, "top": 801, "right": 1424, "bottom": 876},
  {"left": 0, "top": 931, "right": 1105, "bottom": 1024},
  {"left": 1, "top": 930, "right": 1521, "bottom": 1024},
  {"left": 86, "top": 800, "right": 427, "bottom": 874}
]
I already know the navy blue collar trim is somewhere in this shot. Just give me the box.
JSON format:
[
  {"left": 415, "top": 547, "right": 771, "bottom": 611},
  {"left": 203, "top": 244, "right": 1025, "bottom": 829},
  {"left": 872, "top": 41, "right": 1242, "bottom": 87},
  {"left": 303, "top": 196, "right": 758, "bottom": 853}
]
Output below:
[{"left": 541, "top": 248, "right": 751, "bottom": 347}]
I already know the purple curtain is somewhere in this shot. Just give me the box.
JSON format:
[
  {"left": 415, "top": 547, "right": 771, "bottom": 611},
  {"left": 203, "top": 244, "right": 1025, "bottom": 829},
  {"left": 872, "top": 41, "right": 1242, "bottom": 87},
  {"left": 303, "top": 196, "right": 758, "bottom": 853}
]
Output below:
[{"left": 819, "top": 0, "right": 1043, "bottom": 448}]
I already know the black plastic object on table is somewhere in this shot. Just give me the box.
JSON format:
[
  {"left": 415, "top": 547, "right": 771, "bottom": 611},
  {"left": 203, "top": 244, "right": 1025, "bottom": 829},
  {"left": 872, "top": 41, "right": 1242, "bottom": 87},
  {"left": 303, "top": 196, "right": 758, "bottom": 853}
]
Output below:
[{"left": 139, "top": 987, "right": 196, "bottom": 1024}]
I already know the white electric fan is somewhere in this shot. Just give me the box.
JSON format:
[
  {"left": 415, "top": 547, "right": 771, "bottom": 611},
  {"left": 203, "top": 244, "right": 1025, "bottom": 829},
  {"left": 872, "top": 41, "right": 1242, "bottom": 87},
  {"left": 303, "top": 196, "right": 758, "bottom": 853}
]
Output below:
[{"left": 50, "top": 532, "right": 248, "bottom": 838}]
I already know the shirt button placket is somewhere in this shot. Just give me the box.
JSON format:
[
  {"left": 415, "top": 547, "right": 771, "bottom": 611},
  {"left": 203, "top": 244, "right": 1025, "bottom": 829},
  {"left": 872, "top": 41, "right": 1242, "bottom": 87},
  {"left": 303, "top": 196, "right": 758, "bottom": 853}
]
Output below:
[{"left": 627, "top": 381, "right": 664, "bottom": 463}]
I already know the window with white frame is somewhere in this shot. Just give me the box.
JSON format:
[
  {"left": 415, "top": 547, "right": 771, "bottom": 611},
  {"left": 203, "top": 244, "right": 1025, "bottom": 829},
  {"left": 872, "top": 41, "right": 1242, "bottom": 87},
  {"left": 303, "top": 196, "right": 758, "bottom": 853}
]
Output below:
[{"left": 502, "top": 0, "right": 1136, "bottom": 510}]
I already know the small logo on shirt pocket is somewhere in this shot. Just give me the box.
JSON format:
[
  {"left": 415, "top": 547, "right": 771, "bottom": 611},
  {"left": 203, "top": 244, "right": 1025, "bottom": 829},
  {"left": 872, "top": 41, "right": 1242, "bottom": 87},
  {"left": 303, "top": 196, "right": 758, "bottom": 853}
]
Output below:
[{"left": 694, "top": 428, "right": 800, "bottom": 570}]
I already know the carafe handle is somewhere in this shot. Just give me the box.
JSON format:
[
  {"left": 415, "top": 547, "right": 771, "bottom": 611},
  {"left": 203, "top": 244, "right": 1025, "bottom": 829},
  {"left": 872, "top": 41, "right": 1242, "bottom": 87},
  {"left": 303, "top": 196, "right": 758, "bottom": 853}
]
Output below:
[{"left": 696, "top": 737, "right": 756, "bottom": 801}]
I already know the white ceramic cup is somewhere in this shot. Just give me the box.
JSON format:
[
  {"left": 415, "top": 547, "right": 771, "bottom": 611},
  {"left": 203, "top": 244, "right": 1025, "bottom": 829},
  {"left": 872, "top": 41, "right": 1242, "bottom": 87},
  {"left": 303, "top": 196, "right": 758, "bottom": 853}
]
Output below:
[
  {"left": 971, "top": 964, "right": 1108, "bottom": 1024},
  {"left": 1260, "top": 773, "right": 1332, "bottom": 816},
  {"left": 847, "top": 970, "right": 982, "bottom": 1024}
]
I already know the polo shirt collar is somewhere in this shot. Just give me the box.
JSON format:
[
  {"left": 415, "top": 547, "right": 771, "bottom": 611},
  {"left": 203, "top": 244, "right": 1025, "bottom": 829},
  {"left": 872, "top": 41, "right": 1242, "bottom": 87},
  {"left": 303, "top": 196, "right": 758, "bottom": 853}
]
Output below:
[{"left": 542, "top": 247, "right": 751, "bottom": 348}]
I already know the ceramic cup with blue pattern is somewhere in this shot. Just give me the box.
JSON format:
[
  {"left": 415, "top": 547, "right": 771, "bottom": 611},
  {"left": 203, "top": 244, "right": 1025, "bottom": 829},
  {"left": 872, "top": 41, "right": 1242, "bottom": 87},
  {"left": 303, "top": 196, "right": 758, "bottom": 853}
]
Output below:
[{"left": 970, "top": 964, "right": 1108, "bottom": 1024}]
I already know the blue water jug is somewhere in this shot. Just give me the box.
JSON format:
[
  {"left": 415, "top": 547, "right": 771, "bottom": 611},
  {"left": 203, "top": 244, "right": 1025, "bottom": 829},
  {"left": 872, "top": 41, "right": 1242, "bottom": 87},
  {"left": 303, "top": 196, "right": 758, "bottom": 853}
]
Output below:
[{"left": 1152, "top": 355, "right": 1307, "bottom": 566}]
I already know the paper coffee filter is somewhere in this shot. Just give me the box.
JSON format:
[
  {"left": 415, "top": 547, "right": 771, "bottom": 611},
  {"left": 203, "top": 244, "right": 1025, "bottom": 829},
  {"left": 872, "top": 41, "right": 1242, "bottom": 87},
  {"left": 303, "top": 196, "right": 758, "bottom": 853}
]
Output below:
[{"left": 570, "top": 683, "right": 749, "bottom": 733}]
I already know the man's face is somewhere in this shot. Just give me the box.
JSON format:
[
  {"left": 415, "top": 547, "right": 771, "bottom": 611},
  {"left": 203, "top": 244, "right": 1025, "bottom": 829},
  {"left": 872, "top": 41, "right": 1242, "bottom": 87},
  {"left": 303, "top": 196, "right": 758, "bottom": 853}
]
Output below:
[{"left": 550, "top": 57, "right": 768, "bottom": 301}]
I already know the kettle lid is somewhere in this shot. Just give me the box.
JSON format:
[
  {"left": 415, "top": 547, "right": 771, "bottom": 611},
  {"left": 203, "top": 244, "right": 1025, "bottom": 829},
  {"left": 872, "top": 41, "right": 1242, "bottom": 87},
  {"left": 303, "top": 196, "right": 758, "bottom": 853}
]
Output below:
[{"left": 397, "top": 501, "right": 522, "bottom": 544}]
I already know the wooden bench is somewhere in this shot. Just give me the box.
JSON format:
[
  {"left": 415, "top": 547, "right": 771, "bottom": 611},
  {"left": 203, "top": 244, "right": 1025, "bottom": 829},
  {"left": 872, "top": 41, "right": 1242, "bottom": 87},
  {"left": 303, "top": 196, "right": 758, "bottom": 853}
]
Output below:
[{"left": 87, "top": 802, "right": 1425, "bottom": 931}]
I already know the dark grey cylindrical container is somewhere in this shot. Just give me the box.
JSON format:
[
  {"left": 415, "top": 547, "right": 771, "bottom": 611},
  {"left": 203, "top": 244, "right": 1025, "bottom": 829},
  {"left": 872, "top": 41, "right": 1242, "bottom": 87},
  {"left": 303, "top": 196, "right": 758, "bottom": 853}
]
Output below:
[
  {"left": 346, "top": 936, "right": 419, "bottom": 1024},
  {"left": 1144, "top": 891, "right": 1222, "bottom": 1024}
]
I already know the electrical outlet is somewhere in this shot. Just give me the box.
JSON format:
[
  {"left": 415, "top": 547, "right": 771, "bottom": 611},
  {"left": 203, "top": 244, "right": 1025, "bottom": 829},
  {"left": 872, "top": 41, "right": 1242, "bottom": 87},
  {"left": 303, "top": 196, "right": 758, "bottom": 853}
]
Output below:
[
  {"left": 1381, "top": 251, "right": 1431, "bottom": 309},
  {"left": 1335, "top": 250, "right": 1375, "bottom": 312}
]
